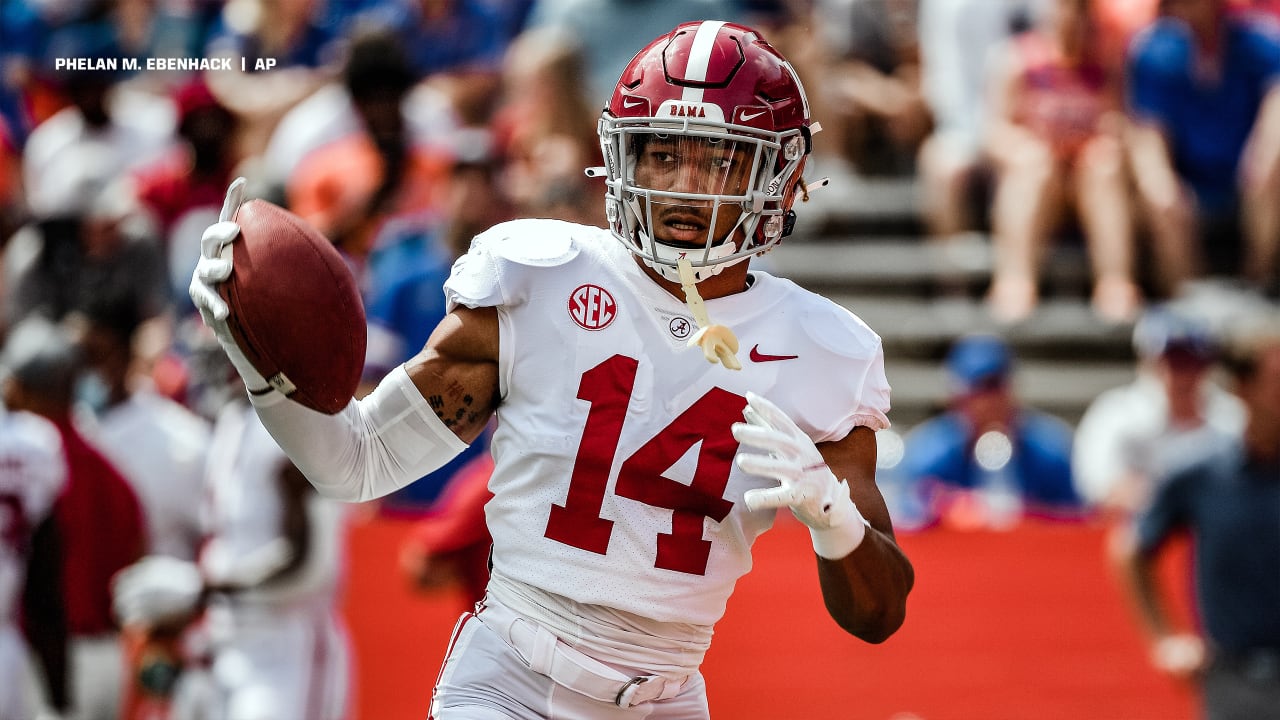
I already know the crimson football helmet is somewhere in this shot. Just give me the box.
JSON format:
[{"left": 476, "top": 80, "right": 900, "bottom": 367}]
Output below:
[{"left": 595, "top": 21, "right": 813, "bottom": 282}]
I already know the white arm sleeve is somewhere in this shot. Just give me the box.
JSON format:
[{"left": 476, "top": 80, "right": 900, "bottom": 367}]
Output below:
[{"left": 247, "top": 365, "right": 469, "bottom": 502}]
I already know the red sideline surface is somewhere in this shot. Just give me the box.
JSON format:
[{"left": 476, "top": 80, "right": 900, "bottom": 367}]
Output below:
[{"left": 342, "top": 514, "right": 1197, "bottom": 720}]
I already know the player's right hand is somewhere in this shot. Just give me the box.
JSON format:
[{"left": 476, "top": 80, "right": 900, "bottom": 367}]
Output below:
[
  {"left": 733, "top": 392, "right": 868, "bottom": 559},
  {"left": 188, "top": 177, "right": 269, "bottom": 391}
]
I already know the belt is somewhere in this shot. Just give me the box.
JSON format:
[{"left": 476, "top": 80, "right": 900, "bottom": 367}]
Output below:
[{"left": 477, "top": 600, "right": 688, "bottom": 708}]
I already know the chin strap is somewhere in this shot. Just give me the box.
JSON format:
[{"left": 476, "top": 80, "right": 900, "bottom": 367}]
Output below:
[{"left": 677, "top": 258, "right": 741, "bottom": 371}]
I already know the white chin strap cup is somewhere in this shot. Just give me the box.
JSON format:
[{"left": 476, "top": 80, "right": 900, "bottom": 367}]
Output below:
[{"left": 642, "top": 238, "right": 742, "bottom": 283}]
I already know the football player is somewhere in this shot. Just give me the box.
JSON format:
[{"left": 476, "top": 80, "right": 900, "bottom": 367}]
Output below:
[
  {"left": 192, "top": 21, "right": 914, "bottom": 718},
  {"left": 0, "top": 401, "right": 67, "bottom": 720}
]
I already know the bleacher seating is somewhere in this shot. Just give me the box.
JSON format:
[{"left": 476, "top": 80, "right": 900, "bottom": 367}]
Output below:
[{"left": 778, "top": 173, "right": 1137, "bottom": 428}]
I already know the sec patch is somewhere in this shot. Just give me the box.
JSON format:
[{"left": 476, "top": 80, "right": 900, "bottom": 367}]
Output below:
[{"left": 568, "top": 284, "right": 617, "bottom": 330}]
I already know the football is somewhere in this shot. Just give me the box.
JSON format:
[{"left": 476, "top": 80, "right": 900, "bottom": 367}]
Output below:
[{"left": 218, "top": 199, "right": 365, "bottom": 414}]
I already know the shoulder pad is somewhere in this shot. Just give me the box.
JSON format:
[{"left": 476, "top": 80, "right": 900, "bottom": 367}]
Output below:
[
  {"left": 799, "top": 299, "right": 883, "bottom": 362},
  {"left": 468, "top": 219, "right": 581, "bottom": 267}
]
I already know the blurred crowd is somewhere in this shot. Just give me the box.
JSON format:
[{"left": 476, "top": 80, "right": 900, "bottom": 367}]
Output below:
[{"left": 0, "top": 0, "right": 1278, "bottom": 719}]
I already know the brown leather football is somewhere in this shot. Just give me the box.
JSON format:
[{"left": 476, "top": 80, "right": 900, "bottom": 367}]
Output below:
[{"left": 217, "top": 199, "right": 365, "bottom": 414}]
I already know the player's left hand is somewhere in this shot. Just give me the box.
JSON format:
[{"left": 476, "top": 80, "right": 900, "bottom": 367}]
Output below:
[{"left": 733, "top": 392, "right": 868, "bottom": 559}]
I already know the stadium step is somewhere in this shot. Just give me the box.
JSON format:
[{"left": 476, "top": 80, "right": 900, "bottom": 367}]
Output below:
[{"left": 767, "top": 172, "right": 1135, "bottom": 427}]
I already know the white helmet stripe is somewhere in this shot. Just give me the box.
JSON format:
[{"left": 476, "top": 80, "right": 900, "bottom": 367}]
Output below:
[
  {"left": 680, "top": 20, "right": 727, "bottom": 104},
  {"left": 782, "top": 60, "right": 810, "bottom": 117}
]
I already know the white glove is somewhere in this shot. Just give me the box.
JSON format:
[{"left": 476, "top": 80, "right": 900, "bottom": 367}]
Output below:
[
  {"left": 187, "top": 177, "right": 271, "bottom": 393},
  {"left": 733, "top": 391, "right": 868, "bottom": 559},
  {"left": 111, "top": 556, "right": 204, "bottom": 627}
]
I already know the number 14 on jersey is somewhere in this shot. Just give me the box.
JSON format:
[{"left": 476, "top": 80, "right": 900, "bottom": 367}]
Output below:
[{"left": 544, "top": 354, "right": 746, "bottom": 576}]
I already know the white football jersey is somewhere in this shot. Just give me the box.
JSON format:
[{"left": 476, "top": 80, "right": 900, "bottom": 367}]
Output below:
[
  {"left": 0, "top": 407, "right": 66, "bottom": 626},
  {"left": 81, "top": 391, "right": 211, "bottom": 561},
  {"left": 202, "top": 402, "right": 345, "bottom": 609},
  {"left": 444, "top": 220, "right": 891, "bottom": 628}
]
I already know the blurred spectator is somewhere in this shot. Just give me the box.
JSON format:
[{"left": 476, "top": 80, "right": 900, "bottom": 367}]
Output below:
[
  {"left": 0, "top": 400, "right": 68, "bottom": 720},
  {"left": 1119, "top": 310, "right": 1280, "bottom": 718},
  {"left": 916, "top": 0, "right": 1026, "bottom": 239},
  {"left": 0, "top": 115, "right": 21, "bottom": 245},
  {"left": 70, "top": 299, "right": 209, "bottom": 720},
  {"left": 984, "top": 0, "right": 1140, "bottom": 324},
  {"left": 205, "top": 0, "right": 347, "bottom": 69},
  {"left": 287, "top": 27, "right": 454, "bottom": 290},
  {"left": 71, "top": 300, "right": 210, "bottom": 562},
  {"left": 133, "top": 79, "right": 241, "bottom": 302},
  {"left": 358, "top": 0, "right": 520, "bottom": 128},
  {"left": 115, "top": 0, "right": 212, "bottom": 61},
  {"left": 399, "top": 453, "right": 495, "bottom": 606},
  {"left": 1125, "top": 0, "right": 1280, "bottom": 296},
  {"left": 1073, "top": 304, "right": 1245, "bottom": 514},
  {"left": 525, "top": 0, "right": 742, "bottom": 104},
  {"left": 813, "top": 0, "right": 932, "bottom": 177},
  {"left": 361, "top": 145, "right": 510, "bottom": 513},
  {"left": 2, "top": 0, "right": 195, "bottom": 143},
  {"left": 0, "top": 315, "right": 146, "bottom": 720},
  {"left": 0, "top": 1, "right": 44, "bottom": 147},
  {"left": 108, "top": 359, "right": 353, "bottom": 720},
  {"left": 491, "top": 27, "right": 600, "bottom": 226},
  {"left": 1235, "top": 0, "right": 1280, "bottom": 21},
  {"left": 259, "top": 71, "right": 458, "bottom": 207},
  {"left": 21, "top": 65, "right": 170, "bottom": 224},
  {"left": 896, "top": 333, "right": 1082, "bottom": 530},
  {"left": 191, "top": 389, "right": 351, "bottom": 720},
  {"left": 362, "top": 145, "right": 513, "bottom": 384},
  {"left": 1093, "top": 0, "right": 1161, "bottom": 74},
  {"left": 203, "top": 0, "right": 343, "bottom": 161},
  {"left": 2, "top": 175, "right": 168, "bottom": 333},
  {"left": 262, "top": 84, "right": 458, "bottom": 199}
]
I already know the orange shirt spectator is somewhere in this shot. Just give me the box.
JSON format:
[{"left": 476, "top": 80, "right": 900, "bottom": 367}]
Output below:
[{"left": 286, "top": 135, "right": 453, "bottom": 272}]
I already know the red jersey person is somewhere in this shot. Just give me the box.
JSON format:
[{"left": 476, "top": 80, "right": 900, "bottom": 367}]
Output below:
[
  {"left": 0, "top": 401, "right": 67, "bottom": 720},
  {"left": 0, "top": 316, "right": 145, "bottom": 720}
]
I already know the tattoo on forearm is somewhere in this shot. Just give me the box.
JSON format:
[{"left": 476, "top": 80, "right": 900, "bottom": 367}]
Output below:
[{"left": 428, "top": 392, "right": 484, "bottom": 432}]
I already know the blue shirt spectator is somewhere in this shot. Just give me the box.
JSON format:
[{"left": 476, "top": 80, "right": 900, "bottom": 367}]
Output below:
[
  {"left": 0, "top": 1, "right": 48, "bottom": 145},
  {"left": 358, "top": 0, "right": 513, "bottom": 78},
  {"left": 204, "top": 3, "right": 345, "bottom": 69},
  {"left": 1127, "top": 13, "right": 1280, "bottom": 214},
  {"left": 363, "top": 225, "right": 491, "bottom": 512},
  {"left": 1122, "top": 321, "right": 1280, "bottom": 718},
  {"left": 1135, "top": 435, "right": 1280, "bottom": 656},
  {"left": 896, "top": 333, "right": 1081, "bottom": 529}
]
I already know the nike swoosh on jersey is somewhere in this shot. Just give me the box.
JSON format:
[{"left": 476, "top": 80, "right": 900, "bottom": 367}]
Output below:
[{"left": 749, "top": 345, "right": 798, "bottom": 362}]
